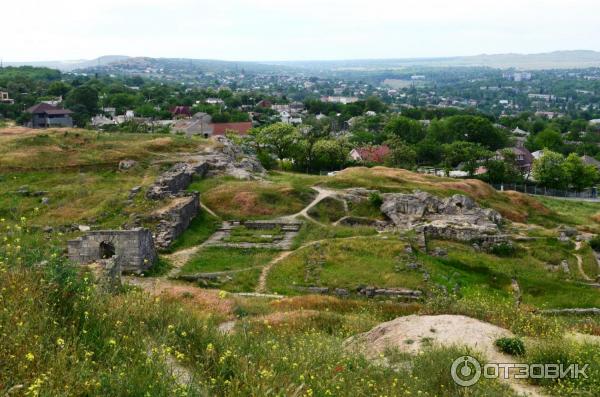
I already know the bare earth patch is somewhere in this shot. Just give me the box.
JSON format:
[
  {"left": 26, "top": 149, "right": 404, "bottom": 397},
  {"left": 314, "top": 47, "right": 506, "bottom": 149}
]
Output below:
[{"left": 346, "top": 314, "right": 544, "bottom": 397}]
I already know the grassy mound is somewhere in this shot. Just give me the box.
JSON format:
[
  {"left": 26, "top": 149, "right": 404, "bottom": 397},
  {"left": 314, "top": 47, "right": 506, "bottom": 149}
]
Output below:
[
  {"left": 201, "top": 181, "right": 315, "bottom": 219},
  {"left": 0, "top": 129, "right": 209, "bottom": 171}
]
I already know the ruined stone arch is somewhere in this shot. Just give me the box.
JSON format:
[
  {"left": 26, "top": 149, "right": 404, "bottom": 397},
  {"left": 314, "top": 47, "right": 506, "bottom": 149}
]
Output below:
[{"left": 99, "top": 241, "right": 116, "bottom": 259}]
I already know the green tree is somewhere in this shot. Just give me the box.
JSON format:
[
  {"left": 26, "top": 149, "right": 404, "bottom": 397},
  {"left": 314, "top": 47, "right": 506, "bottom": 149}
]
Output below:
[
  {"left": 484, "top": 149, "right": 523, "bottom": 184},
  {"left": 529, "top": 128, "right": 563, "bottom": 152},
  {"left": 253, "top": 123, "right": 300, "bottom": 160},
  {"left": 415, "top": 138, "right": 443, "bottom": 165},
  {"left": 532, "top": 150, "right": 568, "bottom": 189},
  {"left": 430, "top": 115, "right": 507, "bottom": 150},
  {"left": 385, "top": 137, "right": 417, "bottom": 169},
  {"left": 563, "top": 153, "right": 599, "bottom": 191},
  {"left": 383, "top": 116, "right": 426, "bottom": 144},
  {"left": 47, "top": 81, "right": 72, "bottom": 97},
  {"left": 442, "top": 141, "right": 491, "bottom": 176},
  {"left": 65, "top": 86, "right": 99, "bottom": 124},
  {"left": 310, "top": 139, "right": 350, "bottom": 171}
]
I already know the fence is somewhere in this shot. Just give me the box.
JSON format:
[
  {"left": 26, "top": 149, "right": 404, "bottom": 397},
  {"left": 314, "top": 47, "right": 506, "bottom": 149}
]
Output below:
[{"left": 491, "top": 183, "right": 599, "bottom": 200}]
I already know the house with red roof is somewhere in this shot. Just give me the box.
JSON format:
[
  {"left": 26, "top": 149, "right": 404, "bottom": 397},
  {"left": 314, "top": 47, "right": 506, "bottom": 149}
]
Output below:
[
  {"left": 171, "top": 106, "right": 192, "bottom": 118},
  {"left": 349, "top": 145, "right": 391, "bottom": 164},
  {"left": 210, "top": 122, "right": 253, "bottom": 136}
]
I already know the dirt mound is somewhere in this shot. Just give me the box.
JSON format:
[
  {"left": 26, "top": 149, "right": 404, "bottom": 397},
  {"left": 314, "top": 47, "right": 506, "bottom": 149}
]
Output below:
[{"left": 345, "top": 314, "right": 512, "bottom": 359}]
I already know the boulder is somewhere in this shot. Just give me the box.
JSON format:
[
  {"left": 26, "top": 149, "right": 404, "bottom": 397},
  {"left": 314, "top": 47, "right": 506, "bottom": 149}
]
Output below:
[{"left": 118, "top": 159, "right": 137, "bottom": 171}]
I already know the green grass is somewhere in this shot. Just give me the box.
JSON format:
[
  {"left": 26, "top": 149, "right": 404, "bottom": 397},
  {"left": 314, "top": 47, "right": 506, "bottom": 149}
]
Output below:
[
  {"left": 268, "top": 236, "right": 426, "bottom": 295},
  {"left": 197, "top": 179, "right": 315, "bottom": 220},
  {"left": 163, "top": 210, "right": 221, "bottom": 253},
  {"left": 579, "top": 244, "right": 599, "bottom": 280},
  {"left": 425, "top": 240, "right": 600, "bottom": 309},
  {"left": 292, "top": 220, "right": 378, "bottom": 248},
  {"left": 182, "top": 247, "right": 277, "bottom": 274},
  {"left": 224, "top": 226, "right": 283, "bottom": 244},
  {"left": 537, "top": 196, "right": 600, "bottom": 232},
  {"left": 307, "top": 197, "right": 346, "bottom": 223},
  {"left": 0, "top": 130, "right": 209, "bottom": 171},
  {"left": 180, "top": 247, "right": 277, "bottom": 292}
]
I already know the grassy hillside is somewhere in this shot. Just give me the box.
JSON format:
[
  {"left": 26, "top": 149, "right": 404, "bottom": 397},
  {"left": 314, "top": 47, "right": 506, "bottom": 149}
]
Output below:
[{"left": 3, "top": 130, "right": 600, "bottom": 396}]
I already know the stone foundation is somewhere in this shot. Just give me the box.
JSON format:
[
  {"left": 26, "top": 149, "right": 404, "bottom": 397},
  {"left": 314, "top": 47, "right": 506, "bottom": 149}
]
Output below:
[
  {"left": 154, "top": 193, "right": 200, "bottom": 249},
  {"left": 68, "top": 228, "right": 158, "bottom": 273},
  {"left": 146, "top": 162, "right": 208, "bottom": 200}
]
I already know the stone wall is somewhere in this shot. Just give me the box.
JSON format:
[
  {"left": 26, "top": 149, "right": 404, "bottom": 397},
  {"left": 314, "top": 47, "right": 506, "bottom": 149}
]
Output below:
[
  {"left": 154, "top": 193, "right": 200, "bottom": 249},
  {"left": 146, "top": 162, "right": 208, "bottom": 200},
  {"left": 68, "top": 228, "right": 158, "bottom": 273}
]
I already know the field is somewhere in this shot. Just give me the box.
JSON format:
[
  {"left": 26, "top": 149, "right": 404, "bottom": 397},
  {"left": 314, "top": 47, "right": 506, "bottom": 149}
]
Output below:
[{"left": 2, "top": 129, "right": 600, "bottom": 396}]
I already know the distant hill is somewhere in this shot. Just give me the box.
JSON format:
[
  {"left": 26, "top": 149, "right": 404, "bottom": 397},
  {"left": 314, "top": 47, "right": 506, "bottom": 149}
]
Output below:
[
  {"left": 83, "top": 56, "right": 294, "bottom": 74},
  {"left": 6, "top": 50, "right": 600, "bottom": 73},
  {"left": 267, "top": 50, "right": 600, "bottom": 71},
  {"left": 4, "top": 55, "right": 130, "bottom": 71}
]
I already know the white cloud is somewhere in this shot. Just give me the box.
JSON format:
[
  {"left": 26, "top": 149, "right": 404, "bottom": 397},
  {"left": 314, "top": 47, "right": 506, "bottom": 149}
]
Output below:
[{"left": 2, "top": 0, "right": 599, "bottom": 61}]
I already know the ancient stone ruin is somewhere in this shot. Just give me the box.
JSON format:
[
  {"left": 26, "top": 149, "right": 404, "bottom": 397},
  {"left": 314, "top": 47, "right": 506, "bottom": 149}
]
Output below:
[
  {"left": 143, "top": 136, "right": 266, "bottom": 249},
  {"left": 153, "top": 193, "right": 200, "bottom": 249},
  {"left": 380, "top": 191, "right": 508, "bottom": 249},
  {"left": 68, "top": 228, "right": 158, "bottom": 273},
  {"left": 203, "top": 220, "right": 302, "bottom": 250}
]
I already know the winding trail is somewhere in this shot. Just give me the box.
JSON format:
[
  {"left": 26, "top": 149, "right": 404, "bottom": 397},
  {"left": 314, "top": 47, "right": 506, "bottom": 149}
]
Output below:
[
  {"left": 280, "top": 186, "right": 342, "bottom": 226},
  {"left": 255, "top": 234, "right": 388, "bottom": 293},
  {"left": 574, "top": 241, "right": 593, "bottom": 281},
  {"left": 256, "top": 251, "right": 294, "bottom": 293}
]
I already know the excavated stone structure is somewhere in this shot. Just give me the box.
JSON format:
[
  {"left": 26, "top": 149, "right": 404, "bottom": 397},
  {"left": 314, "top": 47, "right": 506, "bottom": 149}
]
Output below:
[
  {"left": 153, "top": 193, "right": 200, "bottom": 249},
  {"left": 380, "top": 191, "right": 508, "bottom": 249},
  {"left": 68, "top": 228, "right": 158, "bottom": 273}
]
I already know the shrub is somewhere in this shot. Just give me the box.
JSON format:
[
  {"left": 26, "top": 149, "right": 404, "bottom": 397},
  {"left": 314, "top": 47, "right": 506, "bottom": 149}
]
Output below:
[
  {"left": 368, "top": 192, "right": 383, "bottom": 208},
  {"left": 589, "top": 235, "right": 600, "bottom": 252},
  {"left": 490, "top": 242, "right": 516, "bottom": 257},
  {"left": 495, "top": 337, "right": 525, "bottom": 356}
]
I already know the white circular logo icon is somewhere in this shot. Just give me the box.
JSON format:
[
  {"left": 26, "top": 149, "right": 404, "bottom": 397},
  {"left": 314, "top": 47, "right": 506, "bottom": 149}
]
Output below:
[{"left": 451, "top": 355, "right": 482, "bottom": 387}]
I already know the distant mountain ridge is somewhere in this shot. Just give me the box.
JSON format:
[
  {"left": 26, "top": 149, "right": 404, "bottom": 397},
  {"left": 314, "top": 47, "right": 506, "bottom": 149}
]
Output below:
[
  {"left": 5, "top": 50, "right": 600, "bottom": 72},
  {"left": 4, "top": 55, "right": 130, "bottom": 71}
]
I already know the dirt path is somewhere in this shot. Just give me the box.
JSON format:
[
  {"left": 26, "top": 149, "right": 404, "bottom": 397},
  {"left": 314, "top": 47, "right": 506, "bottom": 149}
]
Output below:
[
  {"left": 574, "top": 241, "right": 593, "bottom": 281},
  {"left": 281, "top": 186, "right": 341, "bottom": 225},
  {"left": 200, "top": 202, "right": 219, "bottom": 218},
  {"left": 256, "top": 251, "right": 294, "bottom": 293},
  {"left": 255, "top": 234, "right": 387, "bottom": 293},
  {"left": 164, "top": 246, "right": 204, "bottom": 278}
]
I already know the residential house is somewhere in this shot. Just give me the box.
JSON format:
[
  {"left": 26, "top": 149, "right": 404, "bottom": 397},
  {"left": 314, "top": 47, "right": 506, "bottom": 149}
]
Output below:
[
  {"left": 171, "top": 106, "right": 192, "bottom": 118},
  {"left": 205, "top": 98, "right": 224, "bottom": 105},
  {"left": 349, "top": 145, "right": 391, "bottom": 164},
  {"left": 172, "top": 112, "right": 213, "bottom": 137},
  {"left": 0, "top": 91, "right": 14, "bottom": 104},
  {"left": 496, "top": 146, "right": 534, "bottom": 175},
  {"left": 91, "top": 115, "right": 117, "bottom": 127},
  {"left": 320, "top": 96, "right": 358, "bottom": 104},
  {"left": 512, "top": 127, "right": 530, "bottom": 136},
  {"left": 531, "top": 150, "right": 544, "bottom": 160},
  {"left": 25, "top": 103, "right": 73, "bottom": 128},
  {"left": 581, "top": 155, "right": 600, "bottom": 171},
  {"left": 256, "top": 99, "right": 272, "bottom": 109},
  {"left": 210, "top": 122, "right": 253, "bottom": 136}
]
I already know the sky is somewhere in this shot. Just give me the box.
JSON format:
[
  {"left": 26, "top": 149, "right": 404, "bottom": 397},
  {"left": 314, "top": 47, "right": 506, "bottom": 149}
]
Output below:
[{"left": 3, "top": 0, "right": 600, "bottom": 62}]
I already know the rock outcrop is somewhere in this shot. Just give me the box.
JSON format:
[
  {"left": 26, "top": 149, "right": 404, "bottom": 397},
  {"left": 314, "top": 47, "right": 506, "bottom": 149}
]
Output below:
[
  {"left": 191, "top": 136, "right": 265, "bottom": 180},
  {"left": 380, "top": 191, "right": 507, "bottom": 248}
]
